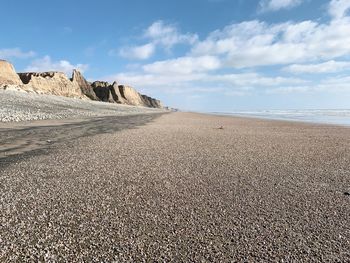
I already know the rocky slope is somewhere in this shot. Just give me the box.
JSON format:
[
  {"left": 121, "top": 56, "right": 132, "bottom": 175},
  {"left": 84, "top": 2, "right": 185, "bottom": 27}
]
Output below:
[
  {"left": 119, "top": 85, "right": 163, "bottom": 108},
  {"left": 0, "top": 60, "right": 163, "bottom": 108},
  {"left": 0, "top": 60, "right": 23, "bottom": 85},
  {"left": 71, "top": 69, "right": 99, "bottom": 100}
]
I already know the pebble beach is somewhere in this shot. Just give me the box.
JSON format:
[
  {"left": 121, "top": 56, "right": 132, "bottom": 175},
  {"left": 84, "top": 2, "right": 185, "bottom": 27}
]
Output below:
[{"left": 1, "top": 111, "right": 350, "bottom": 261}]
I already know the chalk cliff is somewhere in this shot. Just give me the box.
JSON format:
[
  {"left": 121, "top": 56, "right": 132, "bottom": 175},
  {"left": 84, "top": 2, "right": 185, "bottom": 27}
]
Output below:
[
  {"left": 71, "top": 70, "right": 98, "bottom": 100},
  {"left": 92, "top": 81, "right": 129, "bottom": 104},
  {"left": 118, "top": 85, "right": 145, "bottom": 106},
  {"left": 118, "top": 85, "right": 163, "bottom": 108},
  {"left": 0, "top": 60, "right": 163, "bottom": 108},
  {"left": 92, "top": 82, "right": 160, "bottom": 108},
  {"left": 91, "top": 81, "right": 115, "bottom": 103},
  {"left": 141, "top": 95, "right": 163, "bottom": 108},
  {"left": 18, "top": 72, "right": 86, "bottom": 98},
  {"left": 0, "top": 60, "right": 22, "bottom": 85}
]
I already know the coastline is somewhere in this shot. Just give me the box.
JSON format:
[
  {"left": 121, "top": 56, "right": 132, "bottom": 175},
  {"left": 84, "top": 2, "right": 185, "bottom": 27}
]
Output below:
[
  {"left": 1, "top": 112, "right": 350, "bottom": 261},
  {"left": 206, "top": 110, "right": 350, "bottom": 127}
]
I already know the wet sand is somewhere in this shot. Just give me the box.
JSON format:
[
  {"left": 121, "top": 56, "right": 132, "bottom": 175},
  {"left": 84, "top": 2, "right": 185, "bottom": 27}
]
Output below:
[
  {"left": 0, "top": 113, "right": 163, "bottom": 161},
  {"left": 1, "top": 112, "right": 350, "bottom": 261}
]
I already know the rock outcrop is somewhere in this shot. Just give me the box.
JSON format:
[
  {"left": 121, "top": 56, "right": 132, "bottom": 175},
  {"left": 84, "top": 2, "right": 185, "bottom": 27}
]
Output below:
[
  {"left": 141, "top": 95, "right": 163, "bottom": 108},
  {"left": 118, "top": 85, "right": 145, "bottom": 106},
  {"left": 71, "top": 70, "right": 98, "bottom": 100},
  {"left": 92, "top": 81, "right": 130, "bottom": 104},
  {"left": 91, "top": 81, "right": 115, "bottom": 103},
  {"left": 0, "top": 60, "right": 22, "bottom": 85},
  {"left": 18, "top": 72, "right": 86, "bottom": 98},
  {"left": 0, "top": 60, "right": 163, "bottom": 108},
  {"left": 118, "top": 85, "right": 162, "bottom": 108}
]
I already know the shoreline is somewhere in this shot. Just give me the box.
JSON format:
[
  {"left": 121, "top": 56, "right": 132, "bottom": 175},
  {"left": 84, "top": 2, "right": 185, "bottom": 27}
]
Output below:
[{"left": 203, "top": 111, "right": 350, "bottom": 128}]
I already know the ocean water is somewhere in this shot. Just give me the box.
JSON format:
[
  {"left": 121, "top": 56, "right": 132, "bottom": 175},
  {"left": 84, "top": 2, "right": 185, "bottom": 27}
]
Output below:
[{"left": 211, "top": 109, "right": 350, "bottom": 126}]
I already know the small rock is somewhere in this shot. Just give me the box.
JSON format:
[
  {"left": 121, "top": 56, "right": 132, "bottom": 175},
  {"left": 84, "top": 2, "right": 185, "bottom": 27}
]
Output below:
[{"left": 344, "top": 192, "right": 350, "bottom": 196}]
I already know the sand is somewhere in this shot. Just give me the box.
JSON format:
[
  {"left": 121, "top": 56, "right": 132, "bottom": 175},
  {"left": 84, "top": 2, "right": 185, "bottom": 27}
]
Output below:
[{"left": 1, "top": 112, "right": 350, "bottom": 261}]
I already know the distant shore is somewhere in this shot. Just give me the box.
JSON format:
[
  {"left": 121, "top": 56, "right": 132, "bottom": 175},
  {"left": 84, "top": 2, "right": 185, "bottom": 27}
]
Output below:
[
  {"left": 206, "top": 110, "right": 350, "bottom": 127},
  {"left": 1, "top": 112, "right": 350, "bottom": 261}
]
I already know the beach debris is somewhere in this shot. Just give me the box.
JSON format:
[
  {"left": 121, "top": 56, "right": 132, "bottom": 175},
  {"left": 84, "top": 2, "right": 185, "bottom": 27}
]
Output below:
[
  {"left": 46, "top": 140, "right": 52, "bottom": 143},
  {"left": 218, "top": 126, "right": 224, "bottom": 130}
]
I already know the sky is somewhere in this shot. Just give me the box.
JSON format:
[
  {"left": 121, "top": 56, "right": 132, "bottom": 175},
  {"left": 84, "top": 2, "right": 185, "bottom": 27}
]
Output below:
[{"left": 1, "top": 0, "right": 350, "bottom": 111}]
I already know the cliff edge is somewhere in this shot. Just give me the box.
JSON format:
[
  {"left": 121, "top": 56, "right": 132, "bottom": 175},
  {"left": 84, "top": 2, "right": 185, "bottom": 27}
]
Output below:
[
  {"left": 0, "top": 60, "right": 163, "bottom": 108},
  {"left": 0, "top": 60, "right": 22, "bottom": 85}
]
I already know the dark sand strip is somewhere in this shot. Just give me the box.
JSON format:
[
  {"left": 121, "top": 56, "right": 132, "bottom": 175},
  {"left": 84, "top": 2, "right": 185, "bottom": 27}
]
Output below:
[
  {"left": 0, "top": 113, "right": 163, "bottom": 162},
  {"left": 1, "top": 112, "right": 350, "bottom": 262}
]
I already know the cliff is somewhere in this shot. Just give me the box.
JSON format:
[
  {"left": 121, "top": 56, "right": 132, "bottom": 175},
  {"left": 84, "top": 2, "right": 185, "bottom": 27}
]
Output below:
[
  {"left": 0, "top": 60, "right": 22, "bottom": 85},
  {"left": 119, "top": 85, "right": 163, "bottom": 108},
  {"left": 71, "top": 70, "right": 98, "bottom": 100},
  {"left": 18, "top": 72, "right": 86, "bottom": 99},
  {"left": 0, "top": 60, "right": 163, "bottom": 108},
  {"left": 141, "top": 95, "right": 163, "bottom": 108},
  {"left": 118, "top": 85, "right": 145, "bottom": 106},
  {"left": 92, "top": 82, "right": 161, "bottom": 108}
]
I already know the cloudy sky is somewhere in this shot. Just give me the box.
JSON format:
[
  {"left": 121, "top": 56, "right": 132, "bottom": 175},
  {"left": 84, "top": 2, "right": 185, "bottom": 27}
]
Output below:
[{"left": 1, "top": 0, "right": 350, "bottom": 111}]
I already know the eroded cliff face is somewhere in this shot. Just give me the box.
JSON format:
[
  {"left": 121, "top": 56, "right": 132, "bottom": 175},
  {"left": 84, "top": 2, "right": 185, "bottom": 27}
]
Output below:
[
  {"left": 118, "top": 85, "right": 145, "bottom": 106},
  {"left": 118, "top": 85, "right": 162, "bottom": 108},
  {"left": 91, "top": 81, "right": 115, "bottom": 103},
  {"left": 110, "top": 82, "right": 128, "bottom": 104},
  {"left": 0, "top": 60, "right": 22, "bottom": 85},
  {"left": 141, "top": 95, "right": 163, "bottom": 108},
  {"left": 0, "top": 60, "right": 163, "bottom": 108},
  {"left": 71, "top": 70, "right": 98, "bottom": 100},
  {"left": 18, "top": 72, "right": 86, "bottom": 99},
  {"left": 91, "top": 82, "right": 138, "bottom": 105}
]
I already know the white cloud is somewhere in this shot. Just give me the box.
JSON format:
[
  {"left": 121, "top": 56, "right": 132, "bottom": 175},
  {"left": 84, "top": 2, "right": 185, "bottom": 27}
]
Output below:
[
  {"left": 284, "top": 60, "right": 350, "bottom": 73},
  {"left": 0, "top": 48, "right": 36, "bottom": 59},
  {"left": 259, "top": 0, "right": 302, "bottom": 12},
  {"left": 117, "top": 20, "right": 198, "bottom": 60},
  {"left": 190, "top": 16, "right": 350, "bottom": 68},
  {"left": 142, "top": 56, "right": 221, "bottom": 74},
  {"left": 25, "top": 56, "right": 88, "bottom": 75},
  {"left": 105, "top": 67, "right": 305, "bottom": 93},
  {"left": 106, "top": 0, "right": 350, "bottom": 102},
  {"left": 104, "top": 69, "right": 306, "bottom": 99},
  {"left": 265, "top": 85, "right": 311, "bottom": 94},
  {"left": 266, "top": 76, "right": 350, "bottom": 94},
  {"left": 144, "top": 20, "right": 198, "bottom": 48},
  {"left": 329, "top": 0, "right": 350, "bottom": 19},
  {"left": 208, "top": 73, "right": 306, "bottom": 86},
  {"left": 118, "top": 43, "right": 156, "bottom": 60},
  {"left": 107, "top": 72, "right": 205, "bottom": 88}
]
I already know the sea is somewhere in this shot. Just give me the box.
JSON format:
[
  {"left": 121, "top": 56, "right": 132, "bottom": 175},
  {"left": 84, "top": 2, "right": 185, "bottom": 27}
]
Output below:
[{"left": 210, "top": 109, "right": 350, "bottom": 126}]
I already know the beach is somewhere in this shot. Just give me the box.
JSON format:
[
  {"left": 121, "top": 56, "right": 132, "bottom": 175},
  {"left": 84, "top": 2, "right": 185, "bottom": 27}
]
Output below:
[{"left": 1, "top": 112, "right": 350, "bottom": 261}]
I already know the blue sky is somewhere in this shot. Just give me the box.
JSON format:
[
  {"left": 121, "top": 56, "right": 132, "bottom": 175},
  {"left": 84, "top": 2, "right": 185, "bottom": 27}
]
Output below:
[{"left": 1, "top": 0, "right": 350, "bottom": 111}]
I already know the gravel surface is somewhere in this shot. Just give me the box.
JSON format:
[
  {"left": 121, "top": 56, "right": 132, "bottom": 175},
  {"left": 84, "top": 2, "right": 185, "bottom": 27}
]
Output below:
[
  {"left": 0, "top": 114, "right": 163, "bottom": 160},
  {"left": 0, "top": 89, "right": 164, "bottom": 122},
  {"left": 1, "top": 112, "right": 350, "bottom": 262}
]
